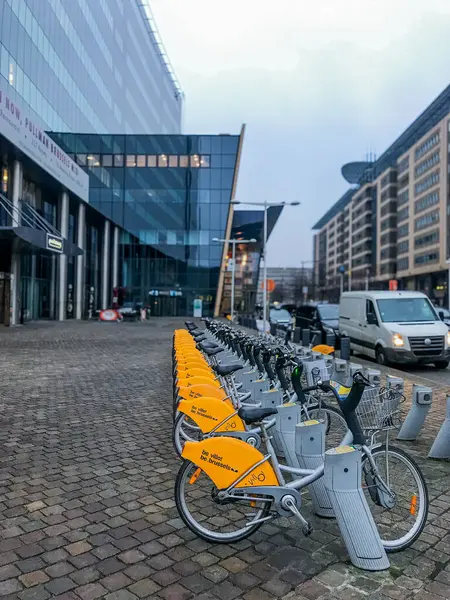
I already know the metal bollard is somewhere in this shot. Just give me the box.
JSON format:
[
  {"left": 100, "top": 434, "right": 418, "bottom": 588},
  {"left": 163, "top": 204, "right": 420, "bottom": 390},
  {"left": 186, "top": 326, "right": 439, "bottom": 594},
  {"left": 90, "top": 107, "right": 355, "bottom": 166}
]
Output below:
[
  {"left": 325, "top": 332, "right": 336, "bottom": 347},
  {"left": 302, "top": 329, "right": 311, "bottom": 347},
  {"left": 397, "top": 384, "right": 432, "bottom": 441},
  {"left": 295, "top": 420, "right": 334, "bottom": 517},
  {"left": 293, "top": 327, "right": 302, "bottom": 344},
  {"left": 340, "top": 336, "right": 351, "bottom": 361},
  {"left": 324, "top": 446, "right": 390, "bottom": 571},
  {"left": 429, "top": 397, "right": 450, "bottom": 459},
  {"left": 270, "top": 323, "right": 277, "bottom": 336},
  {"left": 274, "top": 403, "right": 302, "bottom": 468}
]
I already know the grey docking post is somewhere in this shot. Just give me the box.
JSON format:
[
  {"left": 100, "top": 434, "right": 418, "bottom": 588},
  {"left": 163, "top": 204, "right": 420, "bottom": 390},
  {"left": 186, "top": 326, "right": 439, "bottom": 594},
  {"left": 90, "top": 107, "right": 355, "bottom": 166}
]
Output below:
[
  {"left": 397, "top": 384, "right": 432, "bottom": 441},
  {"left": 274, "top": 403, "right": 301, "bottom": 468},
  {"left": 295, "top": 420, "right": 333, "bottom": 517},
  {"left": 428, "top": 397, "right": 450, "bottom": 459},
  {"left": 340, "top": 336, "right": 351, "bottom": 361},
  {"left": 324, "top": 446, "right": 389, "bottom": 571}
]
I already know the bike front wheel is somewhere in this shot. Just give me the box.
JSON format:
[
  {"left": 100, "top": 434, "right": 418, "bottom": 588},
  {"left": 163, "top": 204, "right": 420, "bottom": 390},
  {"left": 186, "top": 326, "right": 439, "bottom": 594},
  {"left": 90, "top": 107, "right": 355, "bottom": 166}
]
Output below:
[
  {"left": 362, "top": 444, "right": 428, "bottom": 553},
  {"left": 173, "top": 413, "right": 203, "bottom": 457}
]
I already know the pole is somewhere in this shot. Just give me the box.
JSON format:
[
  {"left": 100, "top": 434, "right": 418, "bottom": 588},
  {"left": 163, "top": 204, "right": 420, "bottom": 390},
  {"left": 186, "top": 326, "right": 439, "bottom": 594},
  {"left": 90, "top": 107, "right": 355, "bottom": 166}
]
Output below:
[
  {"left": 365, "top": 270, "right": 369, "bottom": 291},
  {"left": 263, "top": 201, "right": 268, "bottom": 335},
  {"left": 340, "top": 273, "right": 344, "bottom": 297},
  {"left": 448, "top": 262, "right": 450, "bottom": 310},
  {"left": 231, "top": 241, "right": 236, "bottom": 322}
]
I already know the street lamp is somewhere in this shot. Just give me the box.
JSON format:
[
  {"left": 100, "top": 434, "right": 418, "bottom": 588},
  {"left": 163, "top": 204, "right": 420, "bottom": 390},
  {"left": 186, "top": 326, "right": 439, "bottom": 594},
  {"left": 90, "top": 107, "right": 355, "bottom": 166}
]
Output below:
[
  {"left": 231, "top": 200, "right": 301, "bottom": 334},
  {"left": 213, "top": 237, "right": 256, "bottom": 322}
]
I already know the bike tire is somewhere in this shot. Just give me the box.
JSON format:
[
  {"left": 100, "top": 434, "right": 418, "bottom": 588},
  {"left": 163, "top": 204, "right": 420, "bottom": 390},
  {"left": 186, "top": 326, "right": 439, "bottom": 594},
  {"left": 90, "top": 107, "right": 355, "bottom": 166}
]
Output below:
[
  {"left": 362, "top": 444, "right": 428, "bottom": 553},
  {"left": 173, "top": 412, "right": 203, "bottom": 457},
  {"left": 174, "top": 459, "right": 272, "bottom": 543}
]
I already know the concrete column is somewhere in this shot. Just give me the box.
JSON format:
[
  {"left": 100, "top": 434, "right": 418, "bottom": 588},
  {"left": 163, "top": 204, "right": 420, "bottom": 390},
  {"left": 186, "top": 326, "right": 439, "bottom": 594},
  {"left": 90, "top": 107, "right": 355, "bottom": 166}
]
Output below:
[
  {"left": 101, "top": 220, "right": 111, "bottom": 309},
  {"left": 75, "top": 203, "right": 86, "bottom": 320},
  {"left": 10, "top": 161, "right": 23, "bottom": 325},
  {"left": 112, "top": 226, "right": 119, "bottom": 288},
  {"left": 57, "top": 191, "right": 69, "bottom": 321}
]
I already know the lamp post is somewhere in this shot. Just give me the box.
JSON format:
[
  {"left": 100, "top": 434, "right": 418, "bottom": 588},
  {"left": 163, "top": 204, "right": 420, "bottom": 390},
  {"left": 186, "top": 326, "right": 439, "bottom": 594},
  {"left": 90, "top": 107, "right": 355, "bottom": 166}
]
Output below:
[
  {"left": 213, "top": 237, "right": 256, "bottom": 322},
  {"left": 231, "top": 200, "right": 301, "bottom": 334},
  {"left": 447, "top": 259, "right": 450, "bottom": 310}
]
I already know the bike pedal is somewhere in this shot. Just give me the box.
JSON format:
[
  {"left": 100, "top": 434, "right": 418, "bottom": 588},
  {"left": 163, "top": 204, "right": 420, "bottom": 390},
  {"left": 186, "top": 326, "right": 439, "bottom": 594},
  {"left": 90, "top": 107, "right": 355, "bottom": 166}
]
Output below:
[{"left": 302, "top": 523, "right": 313, "bottom": 537}]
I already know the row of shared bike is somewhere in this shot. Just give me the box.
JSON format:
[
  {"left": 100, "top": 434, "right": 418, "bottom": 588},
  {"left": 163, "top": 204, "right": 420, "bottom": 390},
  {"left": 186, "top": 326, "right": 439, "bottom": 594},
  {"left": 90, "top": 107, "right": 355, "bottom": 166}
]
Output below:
[{"left": 171, "top": 319, "right": 428, "bottom": 552}]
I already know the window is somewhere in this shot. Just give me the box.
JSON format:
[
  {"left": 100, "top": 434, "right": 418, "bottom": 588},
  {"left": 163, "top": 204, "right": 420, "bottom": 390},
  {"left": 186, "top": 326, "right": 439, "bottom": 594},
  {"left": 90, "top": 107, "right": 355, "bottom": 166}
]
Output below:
[
  {"left": 168, "top": 155, "right": 178, "bottom": 167},
  {"left": 397, "top": 257, "right": 409, "bottom": 271},
  {"left": 126, "top": 155, "right": 136, "bottom": 167},
  {"left": 415, "top": 190, "right": 439, "bottom": 214},
  {"left": 398, "top": 156, "right": 409, "bottom": 174},
  {"left": 136, "top": 155, "right": 146, "bottom": 167},
  {"left": 377, "top": 298, "right": 437, "bottom": 322},
  {"left": 415, "top": 252, "right": 439, "bottom": 266},
  {"left": 114, "top": 155, "right": 124, "bottom": 167},
  {"left": 415, "top": 210, "right": 439, "bottom": 231},
  {"left": 179, "top": 156, "right": 189, "bottom": 168},
  {"left": 190, "top": 155, "right": 200, "bottom": 168},
  {"left": 414, "top": 151, "right": 440, "bottom": 178},
  {"left": 414, "top": 170, "right": 439, "bottom": 196},
  {"left": 398, "top": 240, "right": 409, "bottom": 255},
  {"left": 158, "top": 155, "right": 168, "bottom": 167},
  {"left": 397, "top": 206, "right": 409, "bottom": 222},
  {"left": 415, "top": 131, "right": 440, "bottom": 161},
  {"left": 366, "top": 300, "right": 377, "bottom": 321},
  {"left": 397, "top": 189, "right": 409, "bottom": 207},
  {"left": 102, "top": 155, "right": 113, "bottom": 167},
  {"left": 414, "top": 230, "right": 439, "bottom": 249},
  {"left": 76, "top": 154, "right": 87, "bottom": 166},
  {"left": 200, "top": 155, "right": 210, "bottom": 167},
  {"left": 398, "top": 223, "right": 409, "bottom": 238},
  {"left": 87, "top": 155, "right": 100, "bottom": 167},
  {"left": 147, "top": 155, "right": 157, "bottom": 167}
]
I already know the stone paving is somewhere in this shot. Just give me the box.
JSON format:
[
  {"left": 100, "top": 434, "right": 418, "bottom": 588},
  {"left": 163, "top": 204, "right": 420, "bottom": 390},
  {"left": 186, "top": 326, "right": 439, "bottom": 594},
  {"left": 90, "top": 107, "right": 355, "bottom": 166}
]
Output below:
[{"left": 0, "top": 320, "right": 449, "bottom": 600}]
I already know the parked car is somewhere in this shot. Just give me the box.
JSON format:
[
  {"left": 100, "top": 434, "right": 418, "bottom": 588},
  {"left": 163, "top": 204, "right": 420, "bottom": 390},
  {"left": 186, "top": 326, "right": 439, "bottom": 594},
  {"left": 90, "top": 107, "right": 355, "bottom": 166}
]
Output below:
[
  {"left": 269, "top": 307, "right": 291, "bottom": 329},
  {"left": 434, "top": 306, "right": 450, "bottom": 329},
  {"left": 296, "top": 303, "right": 340, "bottom": 345},
  {"left": 339, "top": 291, "right": 450, "bottom": 368}
]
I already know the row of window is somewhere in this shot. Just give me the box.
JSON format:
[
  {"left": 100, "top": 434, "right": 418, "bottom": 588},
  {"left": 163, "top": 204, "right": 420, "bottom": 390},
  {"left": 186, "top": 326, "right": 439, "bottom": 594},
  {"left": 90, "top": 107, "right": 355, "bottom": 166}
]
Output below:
[
  {"left": 415, "top": 131, "right": 440, "bottom": 161},
  {"left": 137, "top": 230, "right": 225, "bottom": 246},
  {"left": 0, "top": 45, "right": 69, "bottom": 132},
  {"left": 414, "top": 170, "right": 439, "bottom": 196},
  {"left": 414, "top": 151, "right": 440, "bottom": 179},
  {"left": 415, "top": 190, "right": 439, "bottom": 214},
  {"left": 415, "top": 209, "right": 439, "bottom": 231},
  {"left": 397, "top": 206, "right": 409, "bottom": 223},
  {"left": 397, "top": 189, "right": 409, "bottom": 206},
  {"left": 380, "top": 171, "right": 397, "bottom": 189},
  {"left": 398, "top": 240, "right": 409, "bottom": 255},
  {"left": 380, "top": 185, "right": 397, "bottom": 203},
  {"left": 415, "top": 229, "right": 439, "bottom": 249},
  {"left": 415, "top": 251, "right": 439, "bottom": 266},
  {"left": 74, "top": 154, "right": 212, "bottom": 169},
  {"left": 3, "top": 0, "right": 105, "bottom": 132},
  {"left": 398, "top": 156, "right": 409, "bottom": 174}
]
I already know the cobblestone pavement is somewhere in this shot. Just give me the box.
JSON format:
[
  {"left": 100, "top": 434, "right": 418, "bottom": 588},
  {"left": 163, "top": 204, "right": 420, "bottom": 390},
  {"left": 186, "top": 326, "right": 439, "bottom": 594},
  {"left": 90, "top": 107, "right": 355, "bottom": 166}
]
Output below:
[{"left": 0, "top": 320, "right": 449, "bottom": 600}]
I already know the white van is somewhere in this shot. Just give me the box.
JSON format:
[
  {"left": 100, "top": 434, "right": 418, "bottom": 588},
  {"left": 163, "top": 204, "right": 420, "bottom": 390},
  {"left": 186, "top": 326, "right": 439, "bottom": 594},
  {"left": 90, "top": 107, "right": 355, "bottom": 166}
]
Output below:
[{"left": 339, "top": 291, "right": 450, "bottom": 368}]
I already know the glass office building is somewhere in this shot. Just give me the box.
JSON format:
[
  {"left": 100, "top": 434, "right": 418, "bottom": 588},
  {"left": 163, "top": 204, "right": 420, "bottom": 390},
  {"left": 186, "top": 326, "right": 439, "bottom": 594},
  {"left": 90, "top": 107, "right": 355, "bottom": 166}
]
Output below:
[
  {"left": 0, "top": 0, "right": 183, "bottom": 134},
  {"left": 50, "top": 131, "right": 244, "bottom": 317}
]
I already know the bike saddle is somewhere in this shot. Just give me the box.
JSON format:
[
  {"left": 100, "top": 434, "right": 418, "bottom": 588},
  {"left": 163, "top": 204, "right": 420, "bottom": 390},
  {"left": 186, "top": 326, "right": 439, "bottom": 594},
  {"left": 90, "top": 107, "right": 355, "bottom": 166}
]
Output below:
[
  {"left": 237, "top": 406, "right": 278, "bottom": 424},
  {"left": 212, "top": 363, "right": 243, "bottom": 376},
  {"left": 198, "top": 341, "right": 219, "bottom": 349},
  {"left": 202, "top": 346, "right": 224, "bottom": 356}
]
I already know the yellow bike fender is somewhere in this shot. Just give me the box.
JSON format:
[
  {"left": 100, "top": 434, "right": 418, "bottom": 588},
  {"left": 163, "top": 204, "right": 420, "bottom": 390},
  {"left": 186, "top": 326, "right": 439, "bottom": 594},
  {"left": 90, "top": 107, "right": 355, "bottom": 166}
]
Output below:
[
  {"left": 182, "top": 437, "right": 279, "bottom": 489},
  {"left": 177, "top": 376, "right": 220, "bottom": 389},
  {"left": 178, "top": 384, "right": 226, "bottom": 401},
  {"left": 178, "top": 398, "right": 243, "bottom": 433}
]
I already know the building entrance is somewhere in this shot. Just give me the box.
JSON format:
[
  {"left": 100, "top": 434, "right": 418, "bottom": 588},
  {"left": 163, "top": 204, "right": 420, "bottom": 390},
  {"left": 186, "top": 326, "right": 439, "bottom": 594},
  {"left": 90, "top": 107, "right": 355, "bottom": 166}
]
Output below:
[{"left": 0, "top": 275, "right": 11, "bottom": 326}]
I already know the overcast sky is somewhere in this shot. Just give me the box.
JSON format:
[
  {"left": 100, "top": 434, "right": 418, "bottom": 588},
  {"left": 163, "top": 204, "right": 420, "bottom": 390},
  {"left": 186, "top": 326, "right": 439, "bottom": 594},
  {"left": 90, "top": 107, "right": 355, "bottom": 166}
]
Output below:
[{"left": 151, "top": 0, "right": 450, "bottom": 267}]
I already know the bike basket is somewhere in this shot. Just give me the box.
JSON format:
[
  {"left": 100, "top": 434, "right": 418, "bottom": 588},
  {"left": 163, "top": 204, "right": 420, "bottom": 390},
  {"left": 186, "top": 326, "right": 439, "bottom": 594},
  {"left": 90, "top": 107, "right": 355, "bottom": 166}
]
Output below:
[{"left": 356, "top": 386, "right": 403, "bottom": 430}]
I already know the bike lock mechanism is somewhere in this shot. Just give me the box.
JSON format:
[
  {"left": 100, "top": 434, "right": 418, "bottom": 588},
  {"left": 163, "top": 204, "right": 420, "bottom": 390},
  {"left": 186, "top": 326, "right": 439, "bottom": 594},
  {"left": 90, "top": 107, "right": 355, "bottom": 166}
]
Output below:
[
  {"left": 295, "top": 420, "right": 334, "bottom": 518},
  {"left": 324, "top": 446, "right": 390, "bottom": 571},
  {"left": 397, "top": 384, "right": 432, "bottom": 441},
  {"left": 428, "top": 396, "right": 450, "bottom": 459}
]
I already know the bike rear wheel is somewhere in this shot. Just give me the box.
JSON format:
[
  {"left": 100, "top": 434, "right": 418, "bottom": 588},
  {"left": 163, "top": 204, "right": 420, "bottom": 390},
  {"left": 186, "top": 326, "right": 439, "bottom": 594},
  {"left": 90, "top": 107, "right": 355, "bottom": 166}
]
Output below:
[
  {"left": 362, "top": 444, "right": 428, "bottom": 553},
  {"left": 175, "top": 459, "right": 272, "bottom": 543},
  {"left": 173, "top": 413, "right": 203, "bottom": 457},
  {"left": 304, "top": 404, "right": 348, "bottom": 450}
]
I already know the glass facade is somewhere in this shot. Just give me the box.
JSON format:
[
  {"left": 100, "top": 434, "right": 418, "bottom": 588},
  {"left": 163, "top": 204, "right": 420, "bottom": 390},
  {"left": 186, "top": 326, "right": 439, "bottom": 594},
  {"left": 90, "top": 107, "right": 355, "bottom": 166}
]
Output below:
[
  {"left": 0, "top": 0, "right": 182, "bottom": 134},
  {"left": 50, "top": 133, "right": 241, "bottom": 317}
]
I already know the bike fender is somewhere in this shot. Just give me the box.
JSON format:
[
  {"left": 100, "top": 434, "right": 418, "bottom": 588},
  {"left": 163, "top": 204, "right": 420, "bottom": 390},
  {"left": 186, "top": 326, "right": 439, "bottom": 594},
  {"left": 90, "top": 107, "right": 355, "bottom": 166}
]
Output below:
[
  {"left": 178, "top": 398, "right": 244, "bottom": 433},
  {"left": 178, "top": 384, "right": 226, "bottom": 402},
  {"left": 177, "top": 375, "right": 220, "bottom": 388},
  {"left": 182, "top": 437, "right": 279, "bottom": 489}
]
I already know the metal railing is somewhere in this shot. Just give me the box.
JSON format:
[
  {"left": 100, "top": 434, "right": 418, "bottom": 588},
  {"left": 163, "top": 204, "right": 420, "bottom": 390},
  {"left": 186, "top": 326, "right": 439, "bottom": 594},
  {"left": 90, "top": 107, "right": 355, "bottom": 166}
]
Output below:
[{"left": 0, "top": 192, "right": 60, "bottom": 236}]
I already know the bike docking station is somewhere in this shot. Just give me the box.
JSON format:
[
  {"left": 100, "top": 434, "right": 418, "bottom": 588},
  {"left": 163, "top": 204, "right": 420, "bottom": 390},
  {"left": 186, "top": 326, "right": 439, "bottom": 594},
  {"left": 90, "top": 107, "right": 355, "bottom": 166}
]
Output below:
[
  {"left": 397, "top": 384, "right": 432, "bottom": 441},
  {"left": 324, "top": 446, "right": 390, "bottom": 571},
  {"left": 247, "top": 377, "right": 271, "bottom": 404},
  {"left": 295, "top": 420, "right": 334, "bottom": 517},
  {"left": 274, "top": 402, "right": 302, "bottom": 466},
  {"left": 234, "top": 367, "right": 258, "bottom": 390},
  {"left": 428, "top": 396, "right": 450, "bottom": 459}
]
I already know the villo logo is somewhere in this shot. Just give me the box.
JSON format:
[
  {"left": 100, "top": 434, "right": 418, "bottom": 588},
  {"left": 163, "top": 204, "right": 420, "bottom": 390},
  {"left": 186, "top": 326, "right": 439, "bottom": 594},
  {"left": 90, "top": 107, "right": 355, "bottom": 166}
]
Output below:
[{"left": 46, "top": 234, "right": 63, "bottom": 254}]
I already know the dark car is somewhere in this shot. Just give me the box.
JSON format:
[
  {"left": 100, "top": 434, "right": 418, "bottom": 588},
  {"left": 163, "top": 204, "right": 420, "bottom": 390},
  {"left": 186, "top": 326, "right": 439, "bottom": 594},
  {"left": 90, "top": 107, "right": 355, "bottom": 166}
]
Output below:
[{"left": 296, "top": 303, "right": 340, "bottom": 345}]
